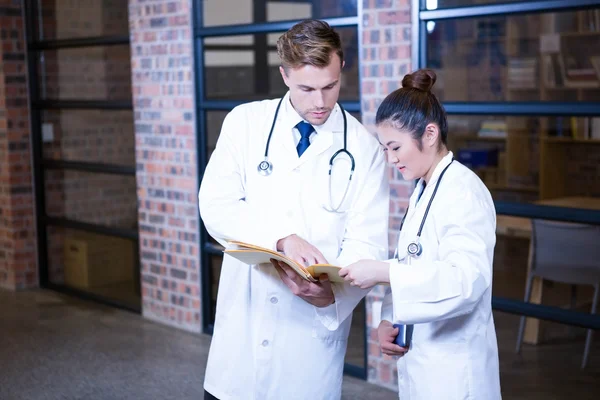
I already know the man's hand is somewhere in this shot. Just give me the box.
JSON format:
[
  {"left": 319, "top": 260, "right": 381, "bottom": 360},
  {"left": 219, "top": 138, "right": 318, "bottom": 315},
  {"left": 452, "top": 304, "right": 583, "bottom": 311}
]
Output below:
[
  {"left": 378, "top": 320, "right": 408, "bottom": 357},
  {"left": 338, "top": 259, "right": 390, "bottom": 289},
  {"left": 271, "top": 260, "right": 335, "bottom": 308},
  {"left": 276, "top": 234, "right": 327, "bottom": 266}
]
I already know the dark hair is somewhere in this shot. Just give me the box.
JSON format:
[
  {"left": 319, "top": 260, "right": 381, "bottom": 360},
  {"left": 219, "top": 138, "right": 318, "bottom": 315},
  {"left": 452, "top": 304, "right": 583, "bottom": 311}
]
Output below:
[
  {"left": 375, "top": 69, "right": 448, "bottom": 151},
  {"left": 277, "top": 19, "right": 344, "bottom": 72}
]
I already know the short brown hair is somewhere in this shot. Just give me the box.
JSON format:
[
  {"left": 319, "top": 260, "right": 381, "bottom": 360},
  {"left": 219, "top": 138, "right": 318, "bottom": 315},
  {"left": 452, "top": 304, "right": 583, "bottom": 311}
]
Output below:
[{"left": 276, "top": 19, "right": 344, "bottom": 72}]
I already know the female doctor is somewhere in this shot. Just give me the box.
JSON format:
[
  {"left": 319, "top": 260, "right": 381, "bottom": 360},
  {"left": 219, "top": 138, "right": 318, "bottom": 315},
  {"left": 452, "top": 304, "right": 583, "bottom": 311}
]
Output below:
[{"left": 339, "top": 69, "right": 502, "bottom": 400}]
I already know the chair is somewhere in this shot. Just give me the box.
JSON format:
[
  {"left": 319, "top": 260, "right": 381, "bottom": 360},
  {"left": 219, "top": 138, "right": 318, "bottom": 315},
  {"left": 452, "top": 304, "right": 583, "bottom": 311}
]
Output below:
[{"left": 515, "top": 219, "right": 600, "bottom": 369}]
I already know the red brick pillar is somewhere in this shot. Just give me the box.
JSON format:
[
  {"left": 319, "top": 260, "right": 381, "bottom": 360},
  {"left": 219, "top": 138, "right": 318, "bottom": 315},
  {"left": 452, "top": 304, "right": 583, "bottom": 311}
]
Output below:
[
  {"left": 129, "top": 0, "right": 202, "bottom": 332},
  {"left": 360, "top": 0, "right": 414, "bottom": 390},
  {"left": 0, "top": 1, "right": 37, "bottom": 290}
]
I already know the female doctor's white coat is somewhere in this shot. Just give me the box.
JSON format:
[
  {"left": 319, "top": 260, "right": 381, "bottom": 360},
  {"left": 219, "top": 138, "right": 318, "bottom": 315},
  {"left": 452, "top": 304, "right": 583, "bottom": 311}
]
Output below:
[
  {"left": 198, "top": 92, "right": 389, "bottom": 400},
  {"left": 382, "top": 152, "right": 502, "bottom": 400}
]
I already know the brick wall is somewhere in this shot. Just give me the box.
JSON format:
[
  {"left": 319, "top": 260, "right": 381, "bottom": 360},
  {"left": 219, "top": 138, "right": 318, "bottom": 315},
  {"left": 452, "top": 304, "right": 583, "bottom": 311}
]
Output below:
[
  {"left": 129, "top": 0, "right": 201, "bottom": 333},
  {"left": 0, "top": 0, "right": 37, "bottom": 290},
  {"left": 360, "top": 0, "right": 413, "bottom": 391}
]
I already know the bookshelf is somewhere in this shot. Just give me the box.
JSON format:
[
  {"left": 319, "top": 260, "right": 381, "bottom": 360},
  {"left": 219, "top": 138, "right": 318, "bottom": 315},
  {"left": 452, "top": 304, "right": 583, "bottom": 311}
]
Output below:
[{"left": 439, "top": 7, "right": 600, "bottom": 203}]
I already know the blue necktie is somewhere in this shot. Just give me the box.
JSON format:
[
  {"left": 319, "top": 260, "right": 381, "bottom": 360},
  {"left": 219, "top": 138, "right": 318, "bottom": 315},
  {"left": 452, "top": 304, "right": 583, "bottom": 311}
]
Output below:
[{"left": 296, "top": 121, "right": 314, "bottom": 157}]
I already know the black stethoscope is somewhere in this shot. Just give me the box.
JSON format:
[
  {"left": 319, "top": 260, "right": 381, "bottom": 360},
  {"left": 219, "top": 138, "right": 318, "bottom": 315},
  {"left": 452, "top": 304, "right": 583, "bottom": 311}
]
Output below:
[
  {"left": 395, "top": 159, "right": 454, "bottom": 260},
  {"left": 257, "top": 97, "right": 356, "bottom": 212}
]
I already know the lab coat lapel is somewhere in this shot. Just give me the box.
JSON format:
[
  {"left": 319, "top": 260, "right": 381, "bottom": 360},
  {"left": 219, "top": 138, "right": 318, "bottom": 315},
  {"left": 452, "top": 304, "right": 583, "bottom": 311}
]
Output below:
[
  {"left": 398, "top": 152, "right": 455, "bottom": 248},
  {"left": 426, "top": 151, "right": 454, "bottom": 189},
  {"left": 397, "top": 182, "right": 422, "bottom": 249},
  {"left": 289, "top": 103, "right": 342, "bottom": 170},
  {"left": 291, "top": 130, "right": 333, "bottom": 170}
]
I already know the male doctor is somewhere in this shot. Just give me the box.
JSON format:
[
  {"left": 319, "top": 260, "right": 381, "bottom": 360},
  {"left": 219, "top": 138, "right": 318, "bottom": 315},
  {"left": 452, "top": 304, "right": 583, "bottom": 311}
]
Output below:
[{"left": 199, "top": 19, "right": 389, "bottom": 400}]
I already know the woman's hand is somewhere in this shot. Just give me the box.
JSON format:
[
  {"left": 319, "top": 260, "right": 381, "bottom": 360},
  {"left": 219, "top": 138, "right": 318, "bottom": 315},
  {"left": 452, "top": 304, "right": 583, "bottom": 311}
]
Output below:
[
  {"left": 338, "top": 259, "right": 390, "bottom": 289},
  {"left": 378, "top": 320, "right": 409, "bottom": 357}
]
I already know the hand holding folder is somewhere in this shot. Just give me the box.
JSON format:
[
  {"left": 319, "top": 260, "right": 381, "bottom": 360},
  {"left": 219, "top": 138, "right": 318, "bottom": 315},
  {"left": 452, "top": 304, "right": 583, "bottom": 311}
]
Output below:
[{"left": 224, "top": 240, "right": 344, "bottom": 283}]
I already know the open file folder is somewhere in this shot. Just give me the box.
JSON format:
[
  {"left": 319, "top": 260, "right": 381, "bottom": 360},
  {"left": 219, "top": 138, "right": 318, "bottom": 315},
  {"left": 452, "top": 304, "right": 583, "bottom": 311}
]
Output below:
[{"left": 224, "top": 240, "right": 344, "bottom": 283}]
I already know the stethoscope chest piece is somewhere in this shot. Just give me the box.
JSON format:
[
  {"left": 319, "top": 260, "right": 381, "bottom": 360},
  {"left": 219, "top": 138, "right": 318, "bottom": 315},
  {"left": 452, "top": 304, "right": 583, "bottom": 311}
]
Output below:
[
  {"left": 257, "top": 159, "right": 273, "bottom": 176},
  {"left": 407, "top": 241, "right": 423, "bottom": 257}
]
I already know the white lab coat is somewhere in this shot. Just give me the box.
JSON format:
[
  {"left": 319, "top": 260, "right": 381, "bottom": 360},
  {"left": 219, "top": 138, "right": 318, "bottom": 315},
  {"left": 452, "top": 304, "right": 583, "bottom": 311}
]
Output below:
[
  {"left": 381, "top": 152, "right": 501, "bottom": 400},
  {"left": 199, "top": 92, "right": 389, "bottom": 400}
]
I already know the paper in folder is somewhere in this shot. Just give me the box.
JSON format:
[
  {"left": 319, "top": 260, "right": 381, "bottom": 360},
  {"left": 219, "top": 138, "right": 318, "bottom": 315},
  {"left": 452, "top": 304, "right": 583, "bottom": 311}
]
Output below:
[{"left": 224, "top": 240, "right": 344, "bottom": 283}]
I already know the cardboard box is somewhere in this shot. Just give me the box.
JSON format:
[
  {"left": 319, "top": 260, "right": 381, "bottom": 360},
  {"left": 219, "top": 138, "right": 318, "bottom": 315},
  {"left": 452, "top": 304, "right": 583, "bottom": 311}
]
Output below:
[{"left": 64, "top": 232, "right": 135, "bottom": 289}]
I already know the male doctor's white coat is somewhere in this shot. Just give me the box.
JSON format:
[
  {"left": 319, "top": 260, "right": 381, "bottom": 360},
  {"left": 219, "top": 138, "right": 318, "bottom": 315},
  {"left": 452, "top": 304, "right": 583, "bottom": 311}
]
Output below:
[
  {"left": 382, "top": 152, "right": 502, "bottom": 400},
  {"left": 199, "top": 92, "right": 389, "bottom": 400}
]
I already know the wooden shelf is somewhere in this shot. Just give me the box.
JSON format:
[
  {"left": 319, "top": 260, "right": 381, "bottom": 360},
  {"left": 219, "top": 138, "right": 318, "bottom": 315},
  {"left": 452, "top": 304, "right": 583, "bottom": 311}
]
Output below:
[
  {"left": 487, "top": 184, "right": 539, "bottom": 193},
  {"left": 455, "top": 135, "right": 506, "bottom": 142},
  {"left": 543, "top": 137, "right": 600, "bottom": 144},
  {"left": 554, "top": 31, "right": 600, "bottom": 38},
  {"left": 507, "top": 87, "right": 539, "bottom": 91}
]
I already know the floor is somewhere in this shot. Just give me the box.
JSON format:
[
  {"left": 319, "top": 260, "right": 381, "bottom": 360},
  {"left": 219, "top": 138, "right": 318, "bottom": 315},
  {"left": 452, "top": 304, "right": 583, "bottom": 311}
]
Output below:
[
  {"left": 0, "top": 289, "right": 394, "bottom": 400},
  {"left": 1, "top": 288, "right": 599, "bottom": 400}
]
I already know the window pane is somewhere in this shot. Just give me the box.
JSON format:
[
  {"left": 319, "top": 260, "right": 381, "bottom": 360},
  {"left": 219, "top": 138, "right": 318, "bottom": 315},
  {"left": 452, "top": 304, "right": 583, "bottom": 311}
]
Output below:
[
  {"left": 448, "top": 114, "right": 600, "bottom": 204},
  {"left": 203, "top": 27, "right": 359, "bottom": 101},
  {"left": 202, "top": 0, "right": 357, "bottom": 27},
  {"left": 207, "top": 254, "right": 223, "bottom": 326},
  {"left": 345, "top": 298, "right": 366, "bottom": 368},
  {"left": 41, "top": 110, "right": 135, "bottom": 167},
  {"left": 427, "top": 9, "right": 600, "bottom": 102},
  {"left": 492, "top": 219, "right": 597, "bottom": 340},
  {"left": 38, "top": 45, "right": 132, "bottom": 101},
  {"left": 36, "top": 0, "right": 130, "bottom": 40},
  {"left": 45, "top": 170, "right": 138, "bottom": 230},
  {"left": 47, "top": 226, "right": 139, "bottom": 308},
  {"left": 434, "top": 0, "right": 522, "bottom": 8},
  {"left": 206, "top": 111, "right": 228, "bottom": 161}
]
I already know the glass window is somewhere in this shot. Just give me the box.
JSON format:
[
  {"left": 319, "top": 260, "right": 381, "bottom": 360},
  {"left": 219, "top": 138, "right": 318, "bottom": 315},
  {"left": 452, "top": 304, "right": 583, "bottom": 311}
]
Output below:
[
  {"left": 38, "top": 45, "right": 132, "bottom": 101},
  {"left": 206, "top": 111, "right": 228, "bottom": 161},
  {"left": 41, "top": 110, "right": 135, "bottom": 166},
  {"left": 345, "top": 299, "right": 366, "bottom": 368},
  {"left": 447, "top": 114, "right": 600, "bottom": 204},
  {"left": 47, "top": 226, "right": 139, "bottom": 308},
  {"left": 426, "top": 9, "right": 600, "bottom": 102},
  {"left": 203, "top": 28, "right": 359, "bottom": 100},
  {"left": 434, "top": 0, "right": 523, "bottom": 8},
  {"left": 35, "top": 0, "right": 130, "bottom": 40},
  {"left": 202, "top": 0, "right": 357, "bottom": 27},
  {"left": 45, "top": 170, "right": 138, "bottom": 230},
  {"left": 207, "top": 254, "right": 224, "bottom": 326}
]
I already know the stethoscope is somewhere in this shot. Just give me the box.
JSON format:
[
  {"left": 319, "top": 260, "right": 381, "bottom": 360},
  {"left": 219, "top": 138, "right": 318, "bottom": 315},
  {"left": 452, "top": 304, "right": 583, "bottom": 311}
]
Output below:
[
  {"left": 394, "top": 159, "right": 454, "bottom": 261},
  {"left": 257, "top": 97, "right": 356, "bottom": 212}
]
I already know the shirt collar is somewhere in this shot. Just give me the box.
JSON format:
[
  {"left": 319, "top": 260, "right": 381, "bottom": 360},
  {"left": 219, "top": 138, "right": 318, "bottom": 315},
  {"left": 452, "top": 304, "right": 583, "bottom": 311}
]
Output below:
[
  {"left": 421, "top": 151, "right": 454, "bottom": 188},
  {"left": 281, "top": 91, "right": 343, "bottom": 134}
]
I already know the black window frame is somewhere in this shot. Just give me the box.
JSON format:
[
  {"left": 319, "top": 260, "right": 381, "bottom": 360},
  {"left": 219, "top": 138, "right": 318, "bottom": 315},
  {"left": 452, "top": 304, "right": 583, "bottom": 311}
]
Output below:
[
  {"left": 193, "top": 0, "right": 367, "bottom": 379},
  {"left": 24, "top": 0, "right": 140, "bottom": 313},
  {"left": 413, "top": 0, "right": 600, "bottom": 330}
]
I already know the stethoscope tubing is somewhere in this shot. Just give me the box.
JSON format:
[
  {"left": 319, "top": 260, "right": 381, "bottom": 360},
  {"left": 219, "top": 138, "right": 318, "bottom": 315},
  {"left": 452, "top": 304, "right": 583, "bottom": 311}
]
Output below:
[{"left": 397, "top": 159, "right": 454, "bottom": 260}]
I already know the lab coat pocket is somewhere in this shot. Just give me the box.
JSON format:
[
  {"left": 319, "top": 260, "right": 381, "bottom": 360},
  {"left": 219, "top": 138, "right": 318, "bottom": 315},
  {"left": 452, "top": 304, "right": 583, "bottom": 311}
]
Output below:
[
  {"left": 410, "top": 345, "right": 470, "bottom": 400},
  {"left": 311, "top": 313, "right": 351, "bottom": 342},
  {"left": 212, "top": 261, "right": 248, "bottom": 327},
  {"left": 391, "top": 257, "right": 462, "bottom": 305}
]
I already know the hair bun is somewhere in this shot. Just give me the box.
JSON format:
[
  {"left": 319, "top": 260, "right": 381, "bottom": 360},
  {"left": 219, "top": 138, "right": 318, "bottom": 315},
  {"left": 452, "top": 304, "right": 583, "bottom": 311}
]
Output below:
[{"left": 402, "top": 69, "right": 436, "bottom": 92}]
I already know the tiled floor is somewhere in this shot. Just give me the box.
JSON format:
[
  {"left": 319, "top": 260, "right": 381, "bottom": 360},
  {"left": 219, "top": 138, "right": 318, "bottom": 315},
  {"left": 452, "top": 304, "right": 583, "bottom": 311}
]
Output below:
[{"left": 0, "top": 287, "right": 598, "bottom": 400}]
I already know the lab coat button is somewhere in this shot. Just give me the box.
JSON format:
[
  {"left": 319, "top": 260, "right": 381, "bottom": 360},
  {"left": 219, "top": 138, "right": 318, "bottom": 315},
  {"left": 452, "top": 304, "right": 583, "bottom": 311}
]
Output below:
[
  {"left": 270, "top": 296, "right": 278, "bottom": 304},
  {"left": 262, "top": 340, "right": 269, "bottom": 347}
]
